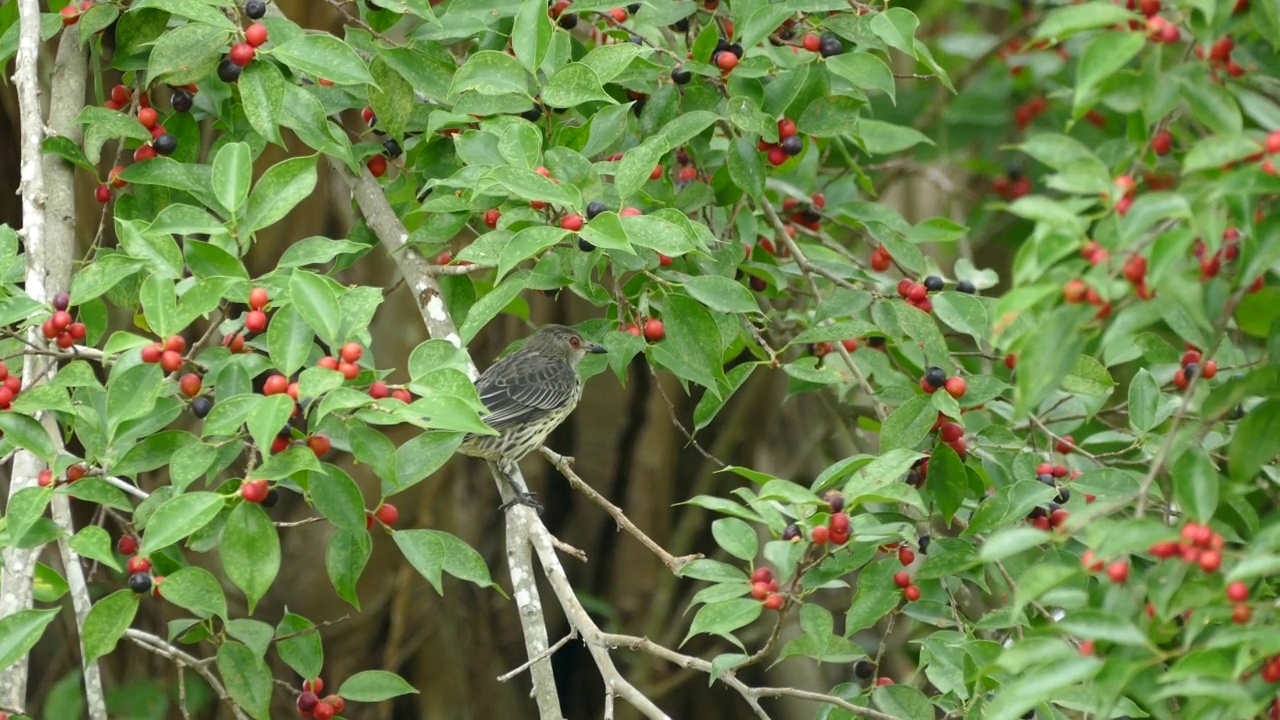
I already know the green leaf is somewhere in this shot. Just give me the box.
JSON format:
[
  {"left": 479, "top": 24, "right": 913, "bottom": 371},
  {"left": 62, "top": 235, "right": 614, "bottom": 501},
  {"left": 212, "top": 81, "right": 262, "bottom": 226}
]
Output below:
[
  {"left": 238, "top": 60, "right": 286, "bottom": 145},
  {"left": 0, "top": 412, "right": 55, "bottom": 462},
  {"left": 1074, "top": 32, "right": 1145, "bottom": 110},
  {"left": 683, "top": 276, "right": 759, "bottom": 315},
  {"left": 369, "top": 55, "right": 413, "bottom": 141},
  {"left": 726, "top": 136, "right": 764, "bottom": 199},
  {"left": 926, "top": 441, "right": 966, "bottom": 523},
  {"left": 395, "top": 432, "right": 465, "bottom": 490},
  {"left": 1127, "top": 368, "right": 1161, "bottom": 433},
  {"left": 118, "top": 219, "right": 185, "bottom": 279},
  {"left": 1182, "top": 134, "right": 1262, "bottom": 174},
  {"left": 70, "top": 253, "right": 144, "bottom": 303},
  {"left": 393, "top": 529, "right": 493, "bottom": 594},
  {"left": 1032, "top": 2, "right": 1134, "bottom": 40},
  {"left": 857, "top": 119, "right": 933, "bottom": 155},
  {"left": 338, "top": 670, "right": 420, "bottom": 702},
  {"left": 326, "top": 528, "right": 371, "bottom": 609},
  {"left": 879, "top": 395, "right": 935, "bottom": 453},
  {"left": 272, "top": 34, "right": 374, "bottom": 86},
  {"left": 216, "top": 641, "right": 272, "bottom": 720},
  {"left": 1177, "top": 71, "right": 1242, "bottom": 135},
  {"left": 161, "top": 567, "right": 228, "bottom": 620},
  {"left": 83, "top": 590, "right": 139, "bottom": 663},
  {"left": 275, "top": 612, "right": 323, "bottom": 681},
  {"left": 798, "top": 96, "right": 863, "bottom": 138},
  {"left": 827, "top": 52, "right": 896, "bottom": 104},
  {"left": 450, "top": 50, "right": 529, "bottom": 98},
  {"left": 931, "top": 292, "right": 989, "bottom": 341},
  {"left": 459, "top": 271, "right": 530, "bottom": 344},
  {"left": 290, "top": 270, "right": 343, "bottom": 347},
  {"left": 226, "top": 619, "right": 275, "bottom": 660},
  {"left": 245, "top": 155, "right": 318, "bottom": 233},
  {"left": 0, "top": 608, "right": 60, "bottom": 671},
  {"left": 653, "top": 294, "right": 725, "bottom": 393},
  {"left": 146, "top": 22, "right": 228, "bottom": 86},
  {"left": 266, "top": 303, "right": 316, "bottom": 378},
  {"left": 498, "top": 225, "right": 569, "bottom": 279},
  {"left": 68, "top": 525, "right": 123, "bottom": 573},
  {"left": 711, "top": 517, "right": 758, "bottom": 562},
  {"left": 684, "top": 599, "right": 762, "bottom": 647},
  {"left": 980, "top": 527, "right": 1052, "bottom": 562},
  {"left": 1228, "top": 399, "right": 1280, "bottom": 483},
  {"left": 140, "top": 492, "right": 225, "bottom": 554},
  {"left": 873, "top": 684, "right": 935, "bottom": 720},
  {"left": 513, "top": 0, "right": 554, "bottom": 76},
  {"left": 212, "top": 142, "right": 252, "bottom": 216},
  {"left": 247, "top": 394, "right": 295, "bottom": 460},
  {"left": 310, "top": 466, "right": 367, "bottom": 532},
  {"left": 222, "top": 502, "right": 281, "bottom": 614},
  {"left": 846, "top": 560, "right": 901, "bottom": 633}
]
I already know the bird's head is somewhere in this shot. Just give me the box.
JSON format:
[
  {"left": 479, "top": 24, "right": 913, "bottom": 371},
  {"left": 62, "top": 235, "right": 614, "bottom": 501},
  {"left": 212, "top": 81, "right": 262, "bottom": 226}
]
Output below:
[{"left": 526, "top": 325, "right": 608, "bottom": 365}]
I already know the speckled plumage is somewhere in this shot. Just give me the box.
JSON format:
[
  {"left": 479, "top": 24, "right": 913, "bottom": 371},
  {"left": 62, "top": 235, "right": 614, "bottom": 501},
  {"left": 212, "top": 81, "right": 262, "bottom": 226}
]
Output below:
[{"left": 459, "top": 325, "right": 606, "bottom": 463}]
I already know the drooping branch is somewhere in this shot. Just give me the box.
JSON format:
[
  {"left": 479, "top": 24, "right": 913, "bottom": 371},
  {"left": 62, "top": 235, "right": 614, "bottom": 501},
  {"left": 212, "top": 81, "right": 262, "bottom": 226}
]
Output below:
[{"left": 124, "top": 630, "right": 252, "bottom": 720}]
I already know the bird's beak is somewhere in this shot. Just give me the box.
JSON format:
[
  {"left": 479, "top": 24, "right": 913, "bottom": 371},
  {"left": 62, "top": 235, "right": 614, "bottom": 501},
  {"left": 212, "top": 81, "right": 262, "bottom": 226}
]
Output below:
[{"left": 586, "top": 342, "right": 608, "bottom": 354}]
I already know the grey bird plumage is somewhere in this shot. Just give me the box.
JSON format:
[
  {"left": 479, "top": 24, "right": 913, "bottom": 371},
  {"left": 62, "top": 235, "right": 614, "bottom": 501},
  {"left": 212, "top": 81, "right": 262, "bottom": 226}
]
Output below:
[{"left": 459, "top": 325, "right": 606, "bottom": 507}]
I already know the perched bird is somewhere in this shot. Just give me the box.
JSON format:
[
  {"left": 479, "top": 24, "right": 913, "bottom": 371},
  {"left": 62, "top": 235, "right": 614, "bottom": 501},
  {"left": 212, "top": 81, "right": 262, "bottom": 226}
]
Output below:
[{"left": 459, "top": 324, "right": 607, "bottom": 509}]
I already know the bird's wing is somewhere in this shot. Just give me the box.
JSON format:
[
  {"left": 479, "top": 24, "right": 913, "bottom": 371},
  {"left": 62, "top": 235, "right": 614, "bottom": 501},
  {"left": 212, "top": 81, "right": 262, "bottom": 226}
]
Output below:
[{"left": 474, "top": 352, "right": 579, "bottom": 432}]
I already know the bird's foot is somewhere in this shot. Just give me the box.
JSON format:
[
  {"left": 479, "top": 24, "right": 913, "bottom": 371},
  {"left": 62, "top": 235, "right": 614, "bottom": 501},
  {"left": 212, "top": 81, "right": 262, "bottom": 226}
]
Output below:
[{"left": 500, "top": 492, "right": 544, "bottom": 514}]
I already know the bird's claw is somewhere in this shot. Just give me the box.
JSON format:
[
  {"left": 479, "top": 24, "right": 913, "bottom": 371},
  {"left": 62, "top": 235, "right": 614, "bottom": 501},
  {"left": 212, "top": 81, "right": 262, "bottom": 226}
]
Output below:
[{"left": 500, "top": 492, "right": 544, "bottom": 514}]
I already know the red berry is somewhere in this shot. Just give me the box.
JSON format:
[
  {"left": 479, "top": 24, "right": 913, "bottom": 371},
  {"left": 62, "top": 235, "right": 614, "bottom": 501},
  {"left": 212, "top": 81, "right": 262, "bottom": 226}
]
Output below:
[
  {"left": 829, "top": 512, "right": 850, "bottom": 535},
  {"left": 391, "top": 388, "right": 412, "bottom": 403},
  {"left": 270, "top": 436, "right": 289, "bottom": 454},
  {"left": 249, "top": 287, "right": 269, "bottom": 311},
  {"left": 368, "top": 155, "right": 387, "bottom": 178},
  {"left": 298, "top": 691, "right": 319, "bottom": 714},
  {"left": 484, "top": 209, "right": 501, "bottom": 229},
  {"left": 375, "top": 503, "right": 399, "bottom": 526},
  {"left": 802, "top": 34, "right": 821, "bottom": 51},
  {"left": 303, "top": 678, "right": 324, "bottom": 695},
  {"left": 117, "top": 535, "right": 138, "bottom": 555},
  {"left": 308, "top": 434, "right": 332, "bottom": 457},
  {"left": 811, "top": 525, "right": 830, "bottom": 545},
  {"left": 534, "top": 166, "right": 552, "bottom": 178},
  {"left": 165, "top": 335, "right": 185, "bottom": 353},
  {"left": 649, "top": 165, "right": 663, "bottom": 180},
  {"left": 160, "top": 350, "right": 183, "bottom": 373},
  {"left": 1149, "top": 541, "right": 1178, "bottom": 558},
  {"left": 1152, "top": 130, "right": 1172, "bottom": 155},
  {"left": 111, "top": 84, "right": 131, "bottom": 104},
  {"left": 137, "top": 107, "right": 158, "bottom": 129},
  {"left": 777, "top": 118, "right": 797, "bottom": 139},
  {"left": 893, "top": 571, "right": 910, "bottom": 588},
  {"left": 1267, "top": 131, "right": 1280, "bottom": 154},
  {"left": 1232, "top": 603, "right": 1252, "bottom": 624},
  {"left": 1081, "top": 550, "right": 1103, "bottom": 572},
  {"left": 179, "top": 373, "right": 202, "bottom": 398},
  {"left": 245, "top": 22, "right": 268, "bottom": 48},
  {"left": 61, "top": 5, "right": 80, "bottom": 25},
  {"left": 767, "top": 147, "right": 788, "bottom": 166},
  {"left": 229, "top": 42, "right": 256, "bottom": 67},
  {"left": 944, "top": 376, "right": 967, "bottom": 399},
  {"left": 898, "top": 547, "right": 915, "bottom": 566},
  {"left": 1227, "top": 581, "right": 1248, "bottom": 602},
  {"left": 1106, "top": 559, "right": 1129, "bottom": 583},
  {"left": 903, "top": 585, "right": 921, "bottom": 601},
  {"left": 38, "top": 469, "right": 54, "bottom": 487},
  {"left": 560, "top": 213, "right": 584, "bottom": 231},
  {"left": 338, "top": 361, "right": 360, "bottom": 380},
  {"left": 263, "top": 374, "right": 289, "bottom": 396},
  {"left": 750, "top": 567, "right": 773, "bottom": 584},
  {"left": 127, "top": 556, "right": 152, "bottom": 574},
  {"left": 763, "top": 593, "right": 784, "bottom": 610},
  {"left": 1198, "top": 549, "right": 1221, "bottom": 572},
  {"left": 240, "top": 479, "right": 269, "bottom": 503},
  {"left": 619, "top": 207, "right": 642, "bottom": 217},
  {"left": 643, "top": 318, "right": 664, "bottom": 342},
  {"left": 312, "top": 701, "right": 336, "bottom": 720},
  {"left": 95, "top": 184, "right": 111, "bottom": 203},
  {"left": 141, "top": 344, "right": 163, "bottom": 363},
  {"left": 339, "top": 343, "right": 363, "bottom": 363},
  {"left": 134, "top": 144, "right": 157, "bottom": 163},
  {"left": 1200, "top": 360, "right": 1217, "bottom": 379},
  {"left": 715, "top": 51, "right": 739, "bottom": 71},
  {"left": 245, "top": 309, "right": 268, "bottom": 334},
  {"left": 751, "top": 581, "right": 771, "bottom": 600},
  {"left": 939, "top": 422, "right": 964, "bottom": 443},
  {"left": 223, "top": 332, "right": 246, "bottom": 353}
]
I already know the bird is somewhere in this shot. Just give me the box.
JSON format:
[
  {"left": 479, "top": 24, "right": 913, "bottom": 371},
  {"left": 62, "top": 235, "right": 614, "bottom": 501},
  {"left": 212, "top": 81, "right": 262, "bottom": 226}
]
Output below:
[{"left": 459, "top": 324, "right": 607, "bottom": 509}]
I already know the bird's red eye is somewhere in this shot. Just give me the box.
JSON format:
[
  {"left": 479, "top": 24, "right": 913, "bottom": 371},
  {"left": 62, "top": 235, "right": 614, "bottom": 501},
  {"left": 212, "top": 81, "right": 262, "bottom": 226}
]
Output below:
[{"left": 570, "top": 336, "right": 580, "bottom": 348}]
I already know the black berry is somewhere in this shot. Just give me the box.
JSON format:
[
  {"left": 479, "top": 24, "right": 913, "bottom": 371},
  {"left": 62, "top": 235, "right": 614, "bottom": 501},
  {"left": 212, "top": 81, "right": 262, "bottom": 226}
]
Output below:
[
  {"left": 628, "top": 34, "right": 643, "bottom": 45},
  {"left": 782, "top": 524, "right": 801, "bottom": 541},
  {"left": 53, "top": 293, "right": 70, "bottom": 311},
  {"left": 559, "top": 13, "right": 578, "bottom": 29},
  {"left": 923, "top": 275, "right": 944, "bottom": 292},
  {"left": 153, "top": 134, "right": 178, "bottom": 156},
  {"left": 1056, "top": 487, "right": 1071, "bottom": 504},
  {"left": 171, "top": 89, "right": 193, "bottom": 113},
  {"left": 578, "top": 237, "right": 595, "bottom": 252},
  {"left": 262, "top": 488, "right": 280, "bottom": 508},
  {"left": 129, "top": 572, "right": 152, "bottom": 594},
  {"left": 627, "top": 2, "right": 640, "bottom": 12},
  {"left": 521, "top": 105, "right": 543, "bottom": 122},
  {"left": 245, "top": 0, "right": 266, "bottom": 19},
  {"left": 382, "top": 138, "right": 402, "bottom": 159},
  {"left": 824, "top": 490, "right": 844, "bottom": 513},
  {"left": 819, "top": 34, "right": 844, "bottom": 57},
  {"left": 672, "top": 17, "right": 690, "bottom": 32},
  {"left": 956, "top": 279, "right": 976, "bottom": 294},
  {"left": 191, "top": 397, "right": 213, "bottom": 419},
  {"left": 780, "top": 136, "right": 804, "bottom": 156},
  {"left": 854, "top": 660, "right": 876, "bottom": 679},
  {"left": 918, "top": 534, "right": 931, "bottom": 554},
  {"left": 672, "top": 66, "right": 692, "bottom": 84},
  {"left": 727, "top": 43, "right": 744, "bottom": 58},
  {"left": 586, "top": 200, "right": 608, "bottom": 219},
  {"left": 217, "top": 59, "right": 242, "bottom": 83},
  {"left": 1183, "top": 363, "right": 1198, "bottom": 379},
  {"left": 924, "top": 366, "right": 946, "bottom": 389},
  {"left": 1036, "top": 473, "right": 1055, "bottom": 485}
]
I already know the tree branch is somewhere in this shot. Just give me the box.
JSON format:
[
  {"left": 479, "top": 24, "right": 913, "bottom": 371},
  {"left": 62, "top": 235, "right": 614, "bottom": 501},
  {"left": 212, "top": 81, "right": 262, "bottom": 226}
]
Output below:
[{"left": 124, "top": 630, "right": 251, "bottom": 720}]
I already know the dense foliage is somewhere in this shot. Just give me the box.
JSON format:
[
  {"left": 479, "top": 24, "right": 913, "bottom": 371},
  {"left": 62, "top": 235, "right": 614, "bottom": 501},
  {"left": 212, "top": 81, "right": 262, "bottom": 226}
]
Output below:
[{"left": 2, "top": 0, "right": 1280, "bottom": 718}]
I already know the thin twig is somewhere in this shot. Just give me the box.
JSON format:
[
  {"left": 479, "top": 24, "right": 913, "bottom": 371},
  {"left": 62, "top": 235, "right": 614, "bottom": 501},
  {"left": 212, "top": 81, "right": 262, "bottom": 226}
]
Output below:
[
  {"left": 497, "top": 629, "right": 580, "bottom": 683},
  {"left": 125, "top": 630, "right": 251, "bottom": 720}
]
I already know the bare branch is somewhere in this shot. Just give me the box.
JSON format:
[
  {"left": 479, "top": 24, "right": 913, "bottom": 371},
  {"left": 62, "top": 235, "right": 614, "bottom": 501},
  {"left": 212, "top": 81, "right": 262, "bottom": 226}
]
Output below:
[
  {"left": 125, "top": 630, "right": 251, "bottom": 720},
  {"left": 498, "top": 629, "right": 579, "bottom": 683}
]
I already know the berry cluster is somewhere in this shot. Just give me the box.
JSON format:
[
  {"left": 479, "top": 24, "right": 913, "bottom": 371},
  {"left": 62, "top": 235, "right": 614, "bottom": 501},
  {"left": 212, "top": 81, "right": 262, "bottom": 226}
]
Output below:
[
  {"left": 748, "top": 566, "right": 784, "bottom": 611},
  {"left": 36, "top": 464, "right": 88, "bottom": 488},
  {"left": 868, "top": 243, "right": 893, "bottom": 272},
  {"left": 918, "top": 365, "right": 967, "bottom": 399},
  {"left": 0, "top": 361, "right": 23, "bottom": 410},
  {"left": 799, "top": 33, "right": 844, "bottom": 57},
  {"left": 40, "top": 293, "right": 88, "bottom": 350},
  {"left": 620, "top": 318, "right": 664, "bottom": 343},
  {"left": 124, "top": 553, "right": 164, "bottom": 598},
  {"left": 58, "top": 1, "right": 95, "bottom": 25},
  {"left": 759, "top": 118, "right": 806, "bottom": 167},
  {"left": 1173, "top": 345, "right": 1218, "bottom": 390},
  {"left": 991, "top": 169, "right": 1032, "bottom": 200},
  {"left": 296, "top": 678, "right": 345, "bottom": 719},
  {"left": 140, "top": 334, "right": 189, "bottom": 373},
  {"left": 781, "top": 193, "right": 824, "bottom": 232}
]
